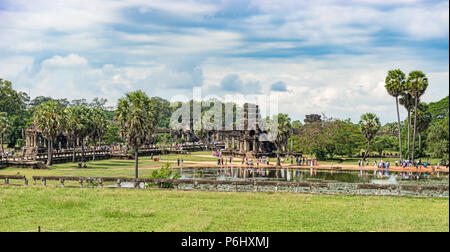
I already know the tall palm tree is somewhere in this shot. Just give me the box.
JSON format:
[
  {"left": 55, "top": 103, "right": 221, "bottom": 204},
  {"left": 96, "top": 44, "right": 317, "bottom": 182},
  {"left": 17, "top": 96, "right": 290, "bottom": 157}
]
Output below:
[
  {"left": 407, "top": 71, "right": 428, "bottom": 162},
  {"left": 385, "top": 69, "right": 406, "bottom": 162},
  {"left": 115, "top": 91, "right": 158, "bottom": 179},
  {"left": 89, "top": 108, "right": 108, "bottom": 161},
  {"left": 359, "top": 113, "right": 381, "bottom": 161},
  {"left": 399, "top": 93, "right": 415, "bottom": 159},
  {"left": 33, "top": 101, "right": 66, "bottom": 166},
  {"left": 65, "top": 106, "right": 90, "bottom": 162},
  {"left": 0, "top": 112, "right": 10, "bottom": 153}
]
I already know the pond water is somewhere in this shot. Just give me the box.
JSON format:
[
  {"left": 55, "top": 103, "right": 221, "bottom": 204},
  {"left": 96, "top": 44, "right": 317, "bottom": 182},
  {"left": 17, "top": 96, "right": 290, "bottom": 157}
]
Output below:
[{"left": 174, "top": 167, "right": 449, "bottom": 186}]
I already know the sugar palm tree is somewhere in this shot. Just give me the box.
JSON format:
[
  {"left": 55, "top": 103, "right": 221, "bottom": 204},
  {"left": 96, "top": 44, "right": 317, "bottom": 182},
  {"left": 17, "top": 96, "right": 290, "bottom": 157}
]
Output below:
[
  {"left": 407, "top": 71, "right": 428, "bottom": 162},
  {"left": 115, "top": 91, "right": 158, "bottom": 179},
  {"left": 359, "top": 113, "right": 381, "bottom": 161},
  {"left": 385, "top": 69, "right": 406, "bottom": 161},
  {"left": 399, "top": 93, "right": 415, "bottom": 159},
  {"left": 33, "top": 101, "right": 66, "bottom": 166},
  {"left": 0, "top": 112, "right": 10, "bottom": 153},
  {"left": 65, "top": 106, "right": 90, "bottom": 162},
  {"left": 89, "top": 108, "right": 108, "bottom": 161}
]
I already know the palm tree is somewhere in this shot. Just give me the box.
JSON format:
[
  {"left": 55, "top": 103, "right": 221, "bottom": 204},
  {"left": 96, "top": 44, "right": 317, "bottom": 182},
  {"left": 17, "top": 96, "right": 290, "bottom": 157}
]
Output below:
[
  {"left": 359, "top": 113, "right": 381, "bottom": 161},
  {"left": 407, "top": 71, "right": 428, "bottom": 162},
  {"left": 0, "top": 112, "right": 10, "bottom": 154},
  {"left": 65, "top": 106, "right": 90, "bottom": 162},
  {"left": 115, "top": 91, "right": 158, "bottom": 179},
  {"left": 385, "top": 69, "right": 406, "bottom": 161},
  {"left": 89, "top": 108, "right": 108, "bottom": 161},
  {"left": 33, "top": 101, "right": 66, "bottom": 166},
  {"left": 267, "top": 113, "right": 292, "bottom": 166},
  {"left": 399, "top": 93, "right": 415, "bottom": 160}
]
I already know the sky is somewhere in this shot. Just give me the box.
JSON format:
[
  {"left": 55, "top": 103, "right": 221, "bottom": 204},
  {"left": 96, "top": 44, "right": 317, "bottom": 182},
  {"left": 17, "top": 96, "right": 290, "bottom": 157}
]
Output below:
[{"left": 0, "top": 0, "right": 448, "bottom": 123}]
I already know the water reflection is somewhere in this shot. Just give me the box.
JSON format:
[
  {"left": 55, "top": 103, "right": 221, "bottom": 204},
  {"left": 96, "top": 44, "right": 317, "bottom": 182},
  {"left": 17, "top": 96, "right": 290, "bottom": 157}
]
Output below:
[{"left": 175, "top": 167, "right": 449, "bottom": 185}]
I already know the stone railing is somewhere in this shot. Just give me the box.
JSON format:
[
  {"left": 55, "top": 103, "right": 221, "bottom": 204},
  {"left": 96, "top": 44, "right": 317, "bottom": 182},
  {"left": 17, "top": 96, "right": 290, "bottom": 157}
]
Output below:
[
  {"left": 22, "top": 176, "right": 449, "bottom": 198},
  {"left": 0, "top": 174, "right": 28, "bottom": 185}
]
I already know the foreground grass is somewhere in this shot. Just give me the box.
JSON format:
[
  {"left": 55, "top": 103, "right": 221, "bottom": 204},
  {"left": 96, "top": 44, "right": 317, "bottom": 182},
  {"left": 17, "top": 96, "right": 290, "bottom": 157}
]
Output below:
[{"left": 0, "top": 186, "right": 448, "bottom": 232}]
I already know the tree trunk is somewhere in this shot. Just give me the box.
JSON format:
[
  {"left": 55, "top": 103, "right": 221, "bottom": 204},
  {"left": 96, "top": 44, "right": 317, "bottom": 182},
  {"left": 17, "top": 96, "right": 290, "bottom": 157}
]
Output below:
[
  {"left": 72, "top": 138, "right": 76, "bottom": 163},
  {"left": 21, "top": 128, "right": 25, "bottom": 158},
  {"left": 81, "top": 138, "right": 85, "bottom": 162},
  {"left": 418, "top": 132, "right": 422, "bottom": 158},
  {"left": 134, "top": 147, "right": 139, "bottom": 179},
  {"left": 47, "top": 139, "right": 53, "bottom": 166},
  {"left": 407, "top": 109, "right": 411, "bottom": 160},
  {"left": 92, "top": 138, "right": 96, "bottom": 161},
  {"left": 412, "top": 97, "right": 418, "bottom": 162},
  {"left": 395, "top": 97, "right": 403, "bottom": 162},
  {"left": 276, "top": 148, "right": 281, "bottom": 167},
  {"left": 1, "top": 133, "right": 4, "bottom": 153},
  {"left": 363, "top": 140, "right": 370, "bottom": 160}
]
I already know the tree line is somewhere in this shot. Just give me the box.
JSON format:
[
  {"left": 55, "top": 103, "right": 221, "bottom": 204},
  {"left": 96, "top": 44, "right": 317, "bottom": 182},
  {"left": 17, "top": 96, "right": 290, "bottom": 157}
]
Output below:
[{"left": 1, "top": 75, "right": 449, "bottom": 177}]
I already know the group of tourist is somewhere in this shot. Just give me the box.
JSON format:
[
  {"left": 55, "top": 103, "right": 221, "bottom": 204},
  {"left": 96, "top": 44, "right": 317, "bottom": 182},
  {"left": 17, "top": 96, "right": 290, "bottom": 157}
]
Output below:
[
  {"left": 357, "top": 158, "right": 450, "bottom": 171},
  {"left": 294, "top": 157, "right": 318, "bottom": 167},
  {"left": 0, "top": 150, "right": 15, "bottom": 160}
]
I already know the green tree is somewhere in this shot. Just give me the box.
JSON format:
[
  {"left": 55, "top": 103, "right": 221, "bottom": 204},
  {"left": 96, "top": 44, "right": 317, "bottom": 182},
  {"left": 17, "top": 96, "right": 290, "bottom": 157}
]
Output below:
[
  {"left": 359, "top": 113, "right": 381, "bottom": 160},
  {"left": 103, "top": 126, "right": 123, "bottom": 146},
  {"left": 267, "top": 113, "right": 292, "bottom": 166},
  {"left": 385, "top": 69, "right": 406, "bottom": 161},
  {"left": 0, "top": 112, "right": 11, "bottom": 153},
  {"left": 372, "top": 134, "right": 396, "bottom": 156},
  {"left": 426, "top": 117, "right": 449, "bottom": 160},
  {"left": 89, "top": 108, "right": 108, "bottom": 161},
  {"left": 407, "top": 70, "right": 428, "bottom": 162},
  {"left": 291, "top": 120, "right": 303, "bottom": 130},
  {"left": 194, "top": 120, "right": 209, "bottom": 149},
  {"left": 115, "top": 91, "right": 158, "bottom": 178},
  {"left": 0, "top": 79, "right": 30, "bottom": 148},
  {"left": 65, "top": 106, "right": 92, "bottom": 162},
  {"left": 412, "top": 102, "right": 432, "bottom": 157},
  {"left": 33, "top": 101, "right": 66, "bottom": 165}
]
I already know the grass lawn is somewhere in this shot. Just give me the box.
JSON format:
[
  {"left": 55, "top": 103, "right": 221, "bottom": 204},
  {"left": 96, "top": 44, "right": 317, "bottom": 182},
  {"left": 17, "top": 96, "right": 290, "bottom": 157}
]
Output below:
[{"left": 0, "top": 186, "right": 448, "bottom": 232}]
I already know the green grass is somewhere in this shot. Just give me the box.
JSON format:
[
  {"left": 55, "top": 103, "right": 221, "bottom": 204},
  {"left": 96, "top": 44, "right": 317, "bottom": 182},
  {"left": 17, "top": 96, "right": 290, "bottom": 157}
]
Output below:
[{"left": 0, "top": 186, "right": 448, "bottom": 232}]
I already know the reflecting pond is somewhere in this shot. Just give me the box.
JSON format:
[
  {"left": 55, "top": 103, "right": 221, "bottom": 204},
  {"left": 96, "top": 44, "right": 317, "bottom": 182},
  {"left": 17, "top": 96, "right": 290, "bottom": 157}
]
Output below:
[{"left": 174, "top": 167, "right": 449, "bottom": 186}]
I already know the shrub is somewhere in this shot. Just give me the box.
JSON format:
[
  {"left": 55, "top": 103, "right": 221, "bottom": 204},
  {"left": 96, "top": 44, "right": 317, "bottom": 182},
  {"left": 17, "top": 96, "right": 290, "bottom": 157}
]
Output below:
[{"left": 148, "top": 162, "right": 181, "bottom": 188}]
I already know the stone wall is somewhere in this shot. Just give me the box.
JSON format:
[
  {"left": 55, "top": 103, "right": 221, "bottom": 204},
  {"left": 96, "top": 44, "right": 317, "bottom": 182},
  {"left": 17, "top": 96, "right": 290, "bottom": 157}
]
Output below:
[{"left": 23, "top": 176, "right": 450, "bottom": 198}]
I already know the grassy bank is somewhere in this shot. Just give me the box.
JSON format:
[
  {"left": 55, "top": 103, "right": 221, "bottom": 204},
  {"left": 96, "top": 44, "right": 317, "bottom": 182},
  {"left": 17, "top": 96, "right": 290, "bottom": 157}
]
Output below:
[{"left": 0, "top": 186, "right": 448, "bottom": 232}]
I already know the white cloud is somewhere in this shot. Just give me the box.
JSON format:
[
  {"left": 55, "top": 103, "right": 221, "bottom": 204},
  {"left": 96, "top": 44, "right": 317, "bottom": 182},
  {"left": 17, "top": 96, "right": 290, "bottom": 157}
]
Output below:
[
  {"left": 42, "top": 54, "right": 88, "bottom": 68},
  {"left": 0, "top": 0, "right": 447, "bottom": 123}
]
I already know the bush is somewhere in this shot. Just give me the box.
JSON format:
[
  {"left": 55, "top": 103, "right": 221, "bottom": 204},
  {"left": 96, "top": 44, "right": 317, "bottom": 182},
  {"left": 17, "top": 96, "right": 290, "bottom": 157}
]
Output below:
[{"left": 148, "top": 163, "right": 181, "bottom": 188}]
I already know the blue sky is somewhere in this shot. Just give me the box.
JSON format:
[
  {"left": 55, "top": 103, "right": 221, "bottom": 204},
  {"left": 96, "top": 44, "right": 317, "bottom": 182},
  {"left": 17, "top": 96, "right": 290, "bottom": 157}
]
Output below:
[{"left": 0, "top": 0, "right": 448, "bottom": 123}]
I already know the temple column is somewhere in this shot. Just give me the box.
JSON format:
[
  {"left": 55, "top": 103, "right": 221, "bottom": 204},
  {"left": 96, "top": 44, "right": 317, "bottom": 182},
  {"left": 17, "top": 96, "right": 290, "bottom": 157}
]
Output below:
[{"left": 253, "top": 139, "right": 257, "bottom": 152}]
